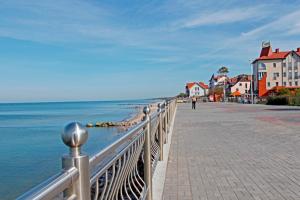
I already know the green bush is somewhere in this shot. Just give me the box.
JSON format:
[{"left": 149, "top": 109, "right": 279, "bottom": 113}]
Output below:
[
  {"left": 267, "top": 96, "right": 300, "bottom": 106},
  {"left": 266, "top": 96, "right": 289, "bottom": 105},
  {"left": 288, "top": 97, "right": 300, "bottom": 106}
]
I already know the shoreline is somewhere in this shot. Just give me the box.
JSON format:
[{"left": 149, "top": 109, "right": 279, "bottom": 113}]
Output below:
[{"left": 86, "top": 102, "right": 159, "bottom": 129}]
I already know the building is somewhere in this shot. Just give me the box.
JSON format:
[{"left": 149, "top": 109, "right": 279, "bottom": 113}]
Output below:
[
  {"left": 186, "top": 82, "right": 209, "bottom": 97},
  {"left": 253, "top": 42, "right": 300, "bottom": 97},
  {"left": 209, "top": 74, "right": 227, "bottom": 89},
  {"left": 228, "top": 74, "right": 252, "bottom": 96}
]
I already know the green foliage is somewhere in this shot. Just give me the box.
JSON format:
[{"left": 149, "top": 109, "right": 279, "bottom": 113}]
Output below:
[
  {"left": 277, "top": 88, "right": 291, "bottom": 96},
  {"left": 266, "top": 96, "right": 288, "bottom": 105},
  {"left": 177, "top": 93, "right": 188, "bottom": 98},
  {"left": 217, "top": 66, "right": 229, "bottom": 74},
  {"left": 295, "top": 89, "right": 300, "bottom": 97},
  {"left": 288, "top": 96, "right": 300, "bottom": 106},
  {"left": 268, "top": 94, "right": 300, "bottom": 106}
]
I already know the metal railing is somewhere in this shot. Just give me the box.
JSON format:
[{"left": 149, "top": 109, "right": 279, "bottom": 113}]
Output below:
[{"left": 17, "top": 99, "right": 177, "bottom": 200}]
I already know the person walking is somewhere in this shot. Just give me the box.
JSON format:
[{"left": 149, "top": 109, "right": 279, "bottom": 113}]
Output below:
[{"left": 192, "top": 96, "right": 197, "bottom": 109}]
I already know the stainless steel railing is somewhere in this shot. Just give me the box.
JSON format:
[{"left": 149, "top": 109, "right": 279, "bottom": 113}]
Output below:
[{"left": 17, "top": 99, "right": 177, "bottom": 200}]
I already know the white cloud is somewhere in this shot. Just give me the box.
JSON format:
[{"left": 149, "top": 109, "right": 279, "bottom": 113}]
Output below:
[
  {"left": 176, "top": 6, "right": 268, "bottom": 28},
  {"left": 241, "top": 10, "right": 300, "bottom": 38}
]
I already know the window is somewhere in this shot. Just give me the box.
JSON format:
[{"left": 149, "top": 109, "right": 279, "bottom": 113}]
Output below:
[
  {"left": 267, "top": 82, "right": 270, "bottom": 87},
  {"left": 289, "top": 72, "right": 292, "bottom": 79},
  {"left": 239, "top": 83, "right": 242, "bottom": 86},
  {"left": 273, "top": 63, "right": 276, "bottom": 68},
  {"left": 283, "top": 82, "right": 286, "bottom": 86},
  {"left": 245, "top": 90, "right": 248, "bottom": 94},
  {"left": 276, "top": 82, "right": 279, "bottom": 86},
  {"left": 295, "top": 72, "right": 298, "bottom": 79},
  {"left": 296, "top": 81, "right": 298, "bottom": 86},
  {"left": 245, "top": 83, "right": 248, "bottom": 88},
  {"left": 283, "top": 72, "right": 286, "bottom": 77},
  {"left": 289, "top": 82, "right": 292, "bottom": 86},
  {"left": 288, "top": 62, "right": 292, "bottom": 70},
  {"left": 283, "top": 63, "right": 286, "bottom": 68}
]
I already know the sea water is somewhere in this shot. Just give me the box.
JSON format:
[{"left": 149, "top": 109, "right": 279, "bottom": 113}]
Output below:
[{"left": 0, "top": 100, "right": 154, "bottom": 199}]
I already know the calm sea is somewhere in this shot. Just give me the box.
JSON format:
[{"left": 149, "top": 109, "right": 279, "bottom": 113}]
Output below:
[{"left": 0, "top": 100, "right": 155, "bottom": 199}]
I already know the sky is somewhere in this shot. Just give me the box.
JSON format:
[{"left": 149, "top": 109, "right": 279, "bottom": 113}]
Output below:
[{"left": 0, "top": 0, "right": 300, "bottom": 102}]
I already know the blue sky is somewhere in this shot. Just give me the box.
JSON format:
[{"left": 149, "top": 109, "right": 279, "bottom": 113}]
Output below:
[{"left": 0, "top": 0, "right": 300, "bottom": 102}]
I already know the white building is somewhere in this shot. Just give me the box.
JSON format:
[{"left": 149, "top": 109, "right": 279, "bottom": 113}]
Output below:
[
  {"left": 209, "top": 74, "right": 227, "bottom": 89},
  {"left": 186, "top": 82, "right": 209, "bottom": 97},
  {"left": 252, "top": 42, "right": 300, "bottom": 97},
  {"left": 229, "top": 75, "right": 251, "bottom": 95}
]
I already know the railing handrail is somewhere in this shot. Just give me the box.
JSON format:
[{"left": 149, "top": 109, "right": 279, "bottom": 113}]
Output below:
[
  {"left": 89, "top": 104, "right": 165, "bottom": 169},
  {"left": 17, "top": 99, "right": 177, "bottom": 200},
  {"left": 89, "top": 119, "right": 147, "bottom": 169},
  {"left": 16, "top": 167, "right": 79, "bottom": 200}
]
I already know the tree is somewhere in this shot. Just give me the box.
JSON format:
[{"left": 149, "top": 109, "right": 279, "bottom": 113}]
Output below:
[
  {"left": 278, "top": 88, "right": 291, "bottom": 96},
  {"left": 217, "top": 66, "right": 229, "bottom": 75},
  {"left": 295, "top": 88, "right": 300, "bottom": 96},
  {"left": 177, "top": 93, "right": 188, "bottom": 98}
]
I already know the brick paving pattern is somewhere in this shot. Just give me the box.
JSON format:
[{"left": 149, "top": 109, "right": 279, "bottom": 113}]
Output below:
[{"left": 163, "top": 103, "right": 300, "bottom": 200}]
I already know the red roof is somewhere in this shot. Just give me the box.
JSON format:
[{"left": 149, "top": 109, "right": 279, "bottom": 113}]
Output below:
[
  {"left": 254, "top": 46, "right": 300, "bottom": 62},
  {"left": 199, "top": 82, "right": 208, "bottom": 89},
  {"left": 260, "top": 46, "right": 272, "bottom": 57},
  {"left": 258, "top": 51, "right": 290, "bottom": 60},
  {"left": 186, "top": 82, "right": 208, "bottom": 89},
  {"left": 186, "top": 82, "right": 196, "bottom": 89}
]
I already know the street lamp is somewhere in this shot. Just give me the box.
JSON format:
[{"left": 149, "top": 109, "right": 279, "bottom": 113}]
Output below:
[{"left": 249, "top": 59, "right": 254, "bottom": 104}]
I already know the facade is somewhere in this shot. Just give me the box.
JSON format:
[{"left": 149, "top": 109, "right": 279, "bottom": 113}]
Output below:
[
  {"left": 229, "top": 75, "right": 251, "bottom": 96},
  {"left": 253, "top": 42, "right": 300, "bottom": 97},
  {"left": 209, "top": 74, "right": 227, "bottom": 89},
  {"left": 186, "top": 82, "right": 208, "bottom": 97}
]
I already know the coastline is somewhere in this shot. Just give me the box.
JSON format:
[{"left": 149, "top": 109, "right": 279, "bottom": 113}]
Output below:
[{"left": 85, "top": 102, "right": 159, "bottom": 129}]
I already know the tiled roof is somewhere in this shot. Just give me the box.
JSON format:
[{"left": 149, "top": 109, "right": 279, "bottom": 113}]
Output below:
[
  {"left": 258, "top": 51, "right": 290, "bottom": 60},
  {"left": 186, "top": 82, "right": 209, "bottom": 89},
  {"left": 186, "top": 82, "right": 196, "bottom": 89},
  {"left": 254, "top": 46, "right": 300, "bottom": 62},
  {"left": 199, "top": 82, "right": 209, "bottom": 89}
]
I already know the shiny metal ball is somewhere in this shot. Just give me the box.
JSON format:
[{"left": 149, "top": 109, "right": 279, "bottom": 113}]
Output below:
[{"left": 61, "top": 122, "right": 88, "bottom": 148}]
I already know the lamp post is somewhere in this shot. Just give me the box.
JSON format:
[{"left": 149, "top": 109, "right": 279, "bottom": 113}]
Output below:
[{"left": 249, "top": 59, "right": 254, "bottom": 104}]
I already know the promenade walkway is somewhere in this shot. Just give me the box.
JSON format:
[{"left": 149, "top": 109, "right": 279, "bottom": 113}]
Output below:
[{"left": 163, "top": 103, "right": 300, "bottom": 200}]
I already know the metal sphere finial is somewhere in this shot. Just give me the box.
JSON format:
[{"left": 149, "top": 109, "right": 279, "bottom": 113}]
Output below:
[
  {"left": 62, "top": 122, "right": 88, "bottom": 148},
  {"left": 157, "top": 103, "right": 162, "bottom": 111},
  {"left": 143, "top": 106, "right": 150, "bottom": 115}
]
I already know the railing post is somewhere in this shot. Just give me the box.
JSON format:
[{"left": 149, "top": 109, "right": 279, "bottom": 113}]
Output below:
[
  {"left": 61, "top": 122, "right": 91, "bottom": 200},
  {"left": 164, "top": 102, "right": 168, "bottom": 144},
  {"left": 157, "top": 103, "right": 164, "bottom": 161},
  {"left": 143, "top": 106, "right": 152, "bottom": 200}
]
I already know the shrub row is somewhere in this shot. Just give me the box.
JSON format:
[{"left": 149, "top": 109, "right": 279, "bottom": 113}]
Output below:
[{"left": 267, "top": 96, "right": 300, "bottom": 106}]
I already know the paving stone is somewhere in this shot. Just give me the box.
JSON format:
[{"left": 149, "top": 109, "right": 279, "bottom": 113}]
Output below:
[{"left": 162, "top": 103, "right": 300, "bottom": 200}]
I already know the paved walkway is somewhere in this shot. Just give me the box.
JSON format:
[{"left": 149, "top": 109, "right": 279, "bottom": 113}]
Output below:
[{"left": 163, "top": 103, "right": 300, "bottom": 200}]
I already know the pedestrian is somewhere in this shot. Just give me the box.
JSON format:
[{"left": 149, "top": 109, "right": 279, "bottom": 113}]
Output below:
[{"left": 192, "top": 96, "right": 197, "bottom": 109}]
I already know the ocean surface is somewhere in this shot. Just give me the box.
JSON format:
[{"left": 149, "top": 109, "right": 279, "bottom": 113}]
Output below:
[{"left": 0, "top": 99, "right": 155, "bottom": 199}]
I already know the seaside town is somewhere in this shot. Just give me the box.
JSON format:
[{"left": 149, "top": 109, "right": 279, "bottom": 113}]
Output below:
[
  {"left": 182, "top": 41, "right": 300, "bottom": 105},
  {"left": 2, "top": 1, "right": 300, "bottom": 200}
]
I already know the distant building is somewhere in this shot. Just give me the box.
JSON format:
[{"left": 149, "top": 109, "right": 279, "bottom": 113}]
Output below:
[
  {"left": 252, "top": 42, "right": 300, "bottom": 97},
  {"left": 228, "top": 74, "right": 252, "bottom": 96},
  {"left": 186, "top": 82, "right": 209, "bottom": 97},
  {"left": 209, "top": 74, "right": 227, "bottom": 89}
]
